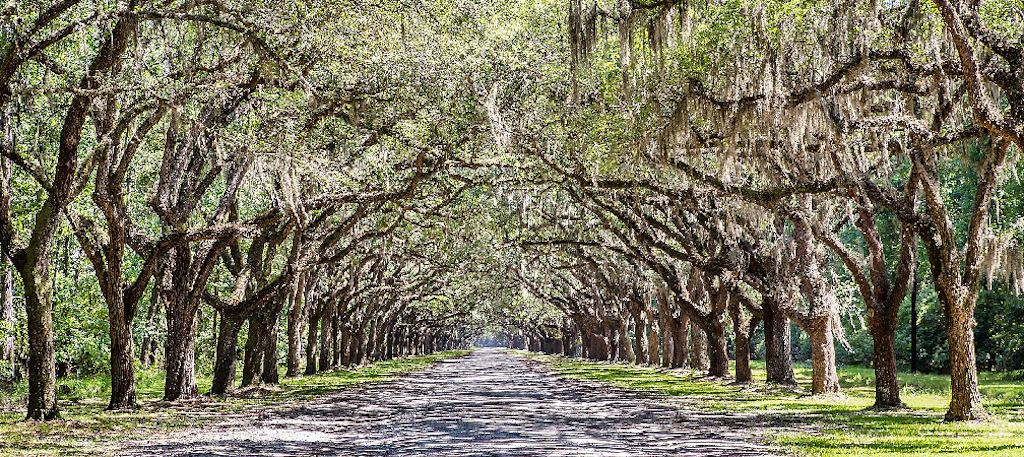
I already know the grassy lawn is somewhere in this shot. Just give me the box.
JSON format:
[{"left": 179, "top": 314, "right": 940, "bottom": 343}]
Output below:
[
  {"left": 519, "top": 351, "right": 1024, "bottom": 457},
  {"left": 0, "top": 350, "right": 470, "bottom": 456}
]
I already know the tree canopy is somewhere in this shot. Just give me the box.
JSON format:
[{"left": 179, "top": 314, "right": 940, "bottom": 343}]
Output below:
[{"left": 0, "top": 0, "right": 1021, "bottom": 423}]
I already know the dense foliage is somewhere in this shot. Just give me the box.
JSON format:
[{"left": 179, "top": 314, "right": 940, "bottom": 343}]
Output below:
[{"left": 0, "top": 0, "right": 1021, "bottom": 424}]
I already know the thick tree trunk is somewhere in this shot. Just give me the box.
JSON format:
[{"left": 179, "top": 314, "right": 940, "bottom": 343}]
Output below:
[
  {"left": 689, "top": 322, "right": 709, "bottom": 372},
  {"left": 21, "top": 262, "right": 58, "bottom": 419},
  {"left": 728, "top": 294, "right": 757, "bottom": 384},
  {"left": 340, "top": 328, "right": 352, "bottom": 366},
  {"left": 318, "top": 302, "right": 335, "bottom": 371},
  {"left": 945, "top": 296, "right": 985, "bottom": 421},
  {"left": 673, "top": 313, "right": 689, "bottom": 368},
  {"left": 763, "top": 299, "right": 796, "bottom": 385},
  {"left": 260, "top": 306, "right": 281, "bottom": 384},
  {"left": 352, "top": 325, "right": 366, "bottom": 365},
  {"left": 869, "top": 315, "right": 903, "bottom": 407},
  {"left": 586, "top": 330, "right": 609, "bottom": 361},
  {"left": 706, "top": 318, "right": 730, "bottom": 378},
  {"left": 644, "top": 307, "right": 660, "bottom": 366},
  {"left": 304, "top": 308, "right": 320, "bottom": 375},
  {"left": 241, "top": 313, "right": 264, "bottom": 387},
  {"left": 618, "top": 321, "right": 636, "bottom": 363},
  {"left": 580, "top": 330, "right": 590, "bottom": 358},
  {"left": 331, "top": 312, "right": 343, "bottom": 366},
  {"left": 161, "top": 242, "right": 216, "bottom": 402},
  {"left": 285, "top": 275, "right": 306, "bottom": 377},
  {"left": 163, "top": 301, "right": 199, "bottom": 401},
  {"left": 808, "top": 319, "right": 840, "bottom": 395},
  {"left": 916, "top": 143, "right": 1006, "bottom": 421},
  {"left": 632, "top": 312, "right": 647, "bottom": 364},
  {"left": 210, "top": 314, "right": 243, "bottom": 396},
  {"left": 659, "top": 308, "right": 672, "bottom": 368},
  {"left": 106, "top": 292, "right": 136, "bottom": 409},
  {"left": 793, "top": 214, "right": 842, "bottom": 396},
  {"left": 734, "top": 329, "right": 752, "bottom": 383},
  {"left": 367, "top": 319, "right": 380, "bottom": 362}
]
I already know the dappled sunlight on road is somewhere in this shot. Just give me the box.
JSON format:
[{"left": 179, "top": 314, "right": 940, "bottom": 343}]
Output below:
[{"left": 126, "top": 349, "right": 787, "bottom": 456}]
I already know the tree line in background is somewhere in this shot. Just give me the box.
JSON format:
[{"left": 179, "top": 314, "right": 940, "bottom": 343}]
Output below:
[{"left": 0, "top": 0, "right": 1021, "bottom": 424}]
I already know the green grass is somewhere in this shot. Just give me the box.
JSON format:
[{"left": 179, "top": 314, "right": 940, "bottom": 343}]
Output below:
[
  {"left": 0, "top": 350, "right": 470, "bottom": 456},
  {"left": 519, "top": 351, "right": 1024, "bottom": 457}
]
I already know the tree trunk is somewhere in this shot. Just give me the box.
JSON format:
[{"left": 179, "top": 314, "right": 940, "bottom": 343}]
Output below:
[
  {"left": 870, "top": 314, "right": 902, "bottom": 408},
  {"left": 21, "top": 260, "right": 59, "bottom": 419},
  {"left": 340, "top": 327, "right": 352, "bottom": 366},
  {"left": 285, "top": 274, "right": 306, "bottom": 377},
  {"left": 706, "top": 317, "right": 730, "bottom": 378},
  {"left": 808, "top": 319, "right": 840, "bottom": 395},
  {"left": 210, "top": 314, "right": 243, "bottom": 396},
  {"left": 580, "top": 330, "right": 590, "bottom": 358},
  {"left": 331, "top": 311, "right": 342, "bottom": 367},
  {"left": 562, "top": 326, "right": 575, "bottom": 357},
  {"left": 689, "top": 322, "right": 709, "bottom": 372},
  {"left": 586, "top": 330, "right": 609, "bottom": 361},
  {"left": 318, "top": 302, "right": 335, "bottom": 371},
  {"left": 241, "top": 313, "right": 264, "bottom": 387},
  {"left": 352, "top": 325, "right": 366, "bottom": 365},
  {"left": 0, "top": 151, "right": 12, "bottom": 380},
  {"left": 368, "top": 319, "right": 382, "bottom": 361},
  {"left": 260, "top": 305, "right": 281, "bottom": 384},
  {"left": 618, "top": 320, "right": 636, "bottom": 364},
  {"left": 632, "top": 311, "right": 647, "bottom": 364},
  {"left": 160, "top": 241, "right": 216, "bottom": 402},
  {"left": 106, "top": 290, "right": 136, "bottom": 409},
  {"left": 659, "top": 307, "right": 672, "bottom": 368},
  {"left": 945, "top": 296, "right": 986, "bottom": 421},
  {"left": 916, "top": 141, "right": 1006, "bottom": 421},
  {"left": 763, "top": 298, "right": 796, "bottom": 385},
  {"left": 734, "top": 328, "right": 752, "bottom": 383},
  {"left": 163, "top": 299, "right": 199, "bottom": 401},
  {"left": 728, "top": 293, "right": 757, "bottom": 384},
  {"left": 304, "top": 308, "right": 320, "bottom": 375},
  {"left": 645, "top": 308, "right": 660, "bottom": 367},
  {"left": 793, "top": 213, "right": 842, "bottom": 396},
  {"left": 673, "top": 313, "right": 689, "bottom": 368},
  {"left": 140, "top": 281, "right": 161, "bottom": 368}
]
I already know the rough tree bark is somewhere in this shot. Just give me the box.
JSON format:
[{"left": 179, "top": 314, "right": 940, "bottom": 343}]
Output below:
[
  {"left": 728, "top": 292, "right": 760, "bottom": 384},
  {"left": 689, "top": 322, "right": 709, "bottom": 372},
  {"left": 763, "top": 296, "right": 796, "bottom": 385},
  {"left": 674, "top": 312, "right": 689, "bottom": 368},
  {"left": 305, "top": 302, "right": 321, "bottom": 375},
  {"left": 285, "top": 273, "right": 309, "bottom": 377},
  {"left": 644, "top": 306, "right": 660, "bottom": 367}
]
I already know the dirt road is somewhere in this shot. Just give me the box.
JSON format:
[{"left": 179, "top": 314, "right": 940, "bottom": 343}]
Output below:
[{"left": 126, "top": 348, "right": 786, "bottom": 456}]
